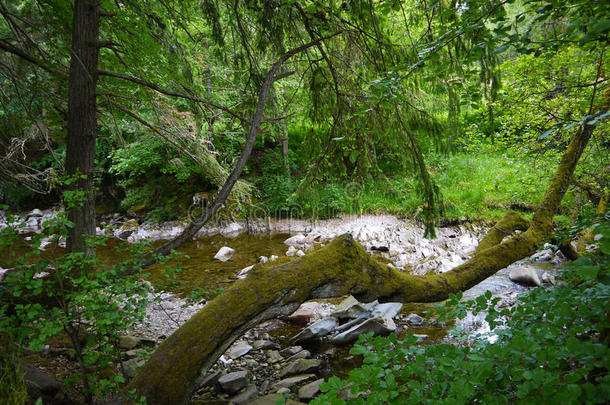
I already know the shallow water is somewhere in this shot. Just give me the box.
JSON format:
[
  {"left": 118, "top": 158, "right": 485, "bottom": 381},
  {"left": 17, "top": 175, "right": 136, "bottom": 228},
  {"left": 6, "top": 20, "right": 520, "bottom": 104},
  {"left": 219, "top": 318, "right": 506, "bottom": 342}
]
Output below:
[{"left": 145, "top": 233, "right": 290, "bottom": 295}]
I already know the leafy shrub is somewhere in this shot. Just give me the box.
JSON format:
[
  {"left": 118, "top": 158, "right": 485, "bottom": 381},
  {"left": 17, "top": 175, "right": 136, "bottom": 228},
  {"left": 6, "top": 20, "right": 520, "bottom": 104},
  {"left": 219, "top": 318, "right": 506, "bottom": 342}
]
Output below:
[
  {"left": 0, "top": 194, "right": 162, "bottom": 402},
  {"left": 312, "top": 219, "right": 610, "bottom": 404}
]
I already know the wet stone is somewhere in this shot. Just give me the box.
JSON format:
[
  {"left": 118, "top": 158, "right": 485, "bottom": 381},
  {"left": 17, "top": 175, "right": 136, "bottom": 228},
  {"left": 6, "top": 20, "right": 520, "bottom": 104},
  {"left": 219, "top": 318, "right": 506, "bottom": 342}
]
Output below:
[
  {"left": 227, "top": 341, "right": 252, "bottom": 359},
  {"left": 271, "top": 374, "right": 316, "bottom": 390},
  {"left": 298, "top": 378, "right": 324, "bottom": 401},
  {"left": 229, "top": 384, "right": 258, "bottom": 404},
  {"left": 279, "top": 358, "right": 322, "bottom": 378},
  {"left": 218, "top": 370, "right": 249, "bottom": 394},
  {"left": 404, "top": 313, "right": 425, "bottom": 326},
  {"left": 279, "top": 346, "right": 303, "bottom": 357}
]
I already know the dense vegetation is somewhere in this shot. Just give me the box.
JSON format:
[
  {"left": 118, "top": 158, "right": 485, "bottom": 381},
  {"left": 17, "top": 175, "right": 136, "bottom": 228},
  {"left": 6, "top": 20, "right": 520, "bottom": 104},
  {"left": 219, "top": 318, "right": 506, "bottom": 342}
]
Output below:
[{"left": 0, "top": 0, "right": 608, "bottom": 403}]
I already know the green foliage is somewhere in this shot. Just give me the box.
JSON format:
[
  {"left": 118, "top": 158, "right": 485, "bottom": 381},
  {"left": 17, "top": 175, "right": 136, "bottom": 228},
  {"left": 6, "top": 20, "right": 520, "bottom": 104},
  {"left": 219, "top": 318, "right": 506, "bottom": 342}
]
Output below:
[
  {"left": 0, "top": 194, "right": 159, "bottom": 401},
  {"left": 313, "top": 219, "right": 610, "bottom": 404}
]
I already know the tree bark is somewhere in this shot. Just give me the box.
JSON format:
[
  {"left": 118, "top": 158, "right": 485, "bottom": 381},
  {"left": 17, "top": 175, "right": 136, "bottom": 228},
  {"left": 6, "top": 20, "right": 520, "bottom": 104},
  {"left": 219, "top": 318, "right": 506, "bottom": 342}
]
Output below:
[
  {"left": 122, "top": 92, "right": 608, "bottom": 404},
  {"left": 65, "top": 0, "right": 100, "bottom": 255}
]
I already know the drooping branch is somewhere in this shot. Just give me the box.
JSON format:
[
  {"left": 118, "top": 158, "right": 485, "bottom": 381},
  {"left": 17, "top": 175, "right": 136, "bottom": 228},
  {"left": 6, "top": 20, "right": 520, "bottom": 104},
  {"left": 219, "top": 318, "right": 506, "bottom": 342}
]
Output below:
[
  {"left": 98, "top": 70, "right": 247, "bottom": 123},
  {"left": 137, "top": 32, "right": 343, "bottom": 266}
]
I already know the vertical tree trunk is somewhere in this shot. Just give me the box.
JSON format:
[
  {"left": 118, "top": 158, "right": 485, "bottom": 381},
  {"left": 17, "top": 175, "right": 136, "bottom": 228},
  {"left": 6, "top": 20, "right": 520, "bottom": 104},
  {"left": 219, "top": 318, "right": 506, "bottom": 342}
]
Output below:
[{"left": 65, "top": 0, "right": 100, "bottom": 255}]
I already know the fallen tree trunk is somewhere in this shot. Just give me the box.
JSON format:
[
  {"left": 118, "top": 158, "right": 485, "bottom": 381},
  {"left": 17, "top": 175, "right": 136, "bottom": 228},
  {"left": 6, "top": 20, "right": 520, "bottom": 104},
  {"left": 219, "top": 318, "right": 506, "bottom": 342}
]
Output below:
[{"left": 122, "top": 91, "right": 609, "bottom": 404}]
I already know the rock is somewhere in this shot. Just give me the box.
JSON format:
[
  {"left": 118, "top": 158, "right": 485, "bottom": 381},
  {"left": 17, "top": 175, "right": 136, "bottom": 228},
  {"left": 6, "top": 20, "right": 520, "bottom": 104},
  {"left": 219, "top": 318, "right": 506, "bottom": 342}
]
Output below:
[
  {"left": 332, "top": 318, "right": 394, "bottom": 345},
  {"left": 119, "top": 335, "right": 142, "bottom": 350},
  {"left": 541, "top": 271, "right": 557, "bottom": 286},
  {"left": 279, "top": 346, "right": 303, "bottom": 357},
  {"left": 221, "top": 222, "right": 244, "bottom": 238},
  {"left": 279, "top": 359, "right": 322, "bottom": 378},
  {"left": 305, "top": 232, "right": 321, "bottom": 243},
  {"left": 122, "top": 358, "right": 146, "bottom": 379},
  {"left": 404, "top": 313, "right": 425, "bottom": 326},
  {"left": 267, "top": 350, "right": 283, "bottom": 363},
  {"left": 196, "top": 370, "right": 222, "bottom": 389},
  {"left": 331, "top": 295, "right": 360, "bottom": 317},
  {"left": 20, "top": 361, "right": 65, "bottom": 401},
  {"left": 214, "top": 246, "right": 235, "bottom": 262},
  {"left": 298, "top": 378, "right": 324, "bottom": 401},
  {"left": 413, "top": 334, "right": 429, "bottom": 340},
  {"left": 252, "top": 340, "right": 277, "bottom": 350},
  {"left": 295, "top": 249, "right": 305, "bottom": 257},
  {"left": 370, "top": 302, "right": 403, "bottom": 319},
  {"left": 509, "top": 267, "right": 541, "bottom": 286},
  {"left": 290, "top": 317, "right": 338, "bottom": 344},
  {"left": 236, "top": 265, "right": 254, "bottom": 279},
  {"left": 284, "top": 234, "right": 306, "bottom": 246},
  {"left": 286, "top": 350, "right": 311, "bottom": 362},
  {"left": 227, "top": 341, "right": 252, "bottom": 359},
  {"left": 271, "top": 374, "right": 316, "bottom": 390},
  {"left": 269, "top": 255, "right": 279, "bottom": 261},
  {"left": 286, "top": 246, "right": 297, "bottom": 256},
  {"left": 259, "top": 256, "right": 268, "bottom": 263},
  {"left": 120, "top": 219, "right": 139, "bottom": 231},
  {"left": 276, "top": 388, "right": 291, "bottom": 395},
  {"left": 218, "top": 370, "right": 249, "bottom": 394},
  {"left": 288, "top": 302, "right": 324, "bottom": 325},
  {"left": 29, "top": 208, "right": 43, "bottom": 217},
  {"left": 230, "top": 384, "right": 258, "bottom": 404}
]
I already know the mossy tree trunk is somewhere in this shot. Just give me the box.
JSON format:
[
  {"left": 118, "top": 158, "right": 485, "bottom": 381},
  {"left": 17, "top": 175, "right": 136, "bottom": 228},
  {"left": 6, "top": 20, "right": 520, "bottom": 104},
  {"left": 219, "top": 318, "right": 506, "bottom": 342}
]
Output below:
[{"left": 123, "top": 92, "right": 609, "bottom": 404}]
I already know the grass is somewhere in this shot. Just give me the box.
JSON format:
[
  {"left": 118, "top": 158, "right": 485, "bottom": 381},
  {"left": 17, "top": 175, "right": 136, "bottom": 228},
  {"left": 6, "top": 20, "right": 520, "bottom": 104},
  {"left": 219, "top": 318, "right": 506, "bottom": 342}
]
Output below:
[{"left": 291, "top": 152, "right": 563, "bottom": 222}]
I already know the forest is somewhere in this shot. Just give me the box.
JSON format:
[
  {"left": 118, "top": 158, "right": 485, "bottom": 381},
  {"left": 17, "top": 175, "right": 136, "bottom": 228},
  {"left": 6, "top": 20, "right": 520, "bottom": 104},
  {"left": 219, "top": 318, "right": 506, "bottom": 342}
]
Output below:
[{"left": 0, "top": 0, "right": 608, "bottom": 404}]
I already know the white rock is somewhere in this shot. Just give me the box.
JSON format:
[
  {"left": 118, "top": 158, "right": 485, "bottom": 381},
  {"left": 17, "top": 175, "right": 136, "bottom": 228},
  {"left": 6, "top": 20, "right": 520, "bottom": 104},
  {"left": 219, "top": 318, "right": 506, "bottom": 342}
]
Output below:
[
  {"left": 269, "top": 255, "right": 279, "bottom": 261},
  {"left": 214, "top": 246, "right": 235, "bottom": 262},
  {"left": 286, "top": 246, "right": 297, "bottom": 256},
  {"left": 541, "top": 271, "right": 556, "bottom": 286},
  {"left": 29, "top": 209, "right": 43, "bottom": 217},
  {"left": 284, "top": 234, "right": 306, "bottom": 246},
  {"left": 258, "top": 256, "right": 268, "bottom": 263},
  {"left": 305, "top": 232, "right": 322, "bottom": 243},
  {"left": 509, "top": 267, "right": 541, "bottom": 286},
  {"left": 236, "top": 265, "right": 254, "bottom": 279},
  {"left": 296, "top": 249, "right": 305, "bottom": 257},
  {"left": 221, "top": 222, "right": 244, "bottom": 238}
]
